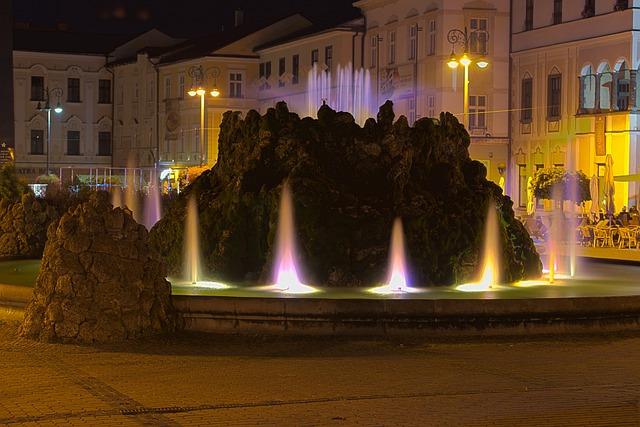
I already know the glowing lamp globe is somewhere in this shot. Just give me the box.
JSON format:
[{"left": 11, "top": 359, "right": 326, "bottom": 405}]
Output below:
[
  {"left": 476, "top": 59, "right": 489, "bottom": 69},
  {"left": 187, "top": 88, "right": 197, "bottom": 97},
  {"left": 210, "top": 87, "right": 220, "bottom": 97},
  {"left": 459, "top": 54, "right": 471, "bottom": 67},
  {"left": 195, "top": 87, "right": 206, "bottom": 97},
  {"left": 53, "top": 104, "right": 63, "bottom": 114}
]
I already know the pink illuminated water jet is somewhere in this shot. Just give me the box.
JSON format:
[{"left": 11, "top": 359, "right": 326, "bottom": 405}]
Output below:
[
  {"left": 370, "top": 218, "right": 419, "bottom": 294},
  {"left": 270, "top": 182, "right": 316, "bottom": 294},
  {"left": 143, "top": 174, "right": 162, "bottom": 230}
]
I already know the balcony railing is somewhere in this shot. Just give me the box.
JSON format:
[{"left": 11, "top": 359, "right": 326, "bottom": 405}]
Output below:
[{"left": 577, "top": 69, "right": 636, "bottom": 115}]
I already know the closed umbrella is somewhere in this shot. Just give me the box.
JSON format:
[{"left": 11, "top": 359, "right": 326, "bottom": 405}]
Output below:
[
  {"left": 527, "top": 176, "right": 535, "bottom": 215},
  {"left": 590, "top": 174, "right": 599, "bottom": 217},
  {"left": 605, "top": 154, "right": 615, "bottom": 215}
]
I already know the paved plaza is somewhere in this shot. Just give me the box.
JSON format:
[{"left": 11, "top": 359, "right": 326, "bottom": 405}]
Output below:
[{"left": 0, "top": 306, "right": 639, "bottom": 426}]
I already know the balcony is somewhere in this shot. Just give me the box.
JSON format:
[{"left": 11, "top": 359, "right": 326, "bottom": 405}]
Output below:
[{"left": 577, "top": 68, "right": 636, "bottom": 115}]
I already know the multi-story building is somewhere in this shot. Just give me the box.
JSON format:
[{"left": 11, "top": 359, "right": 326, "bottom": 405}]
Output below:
[
  {"left": 12, "top": 29, "right": 123, "bottom": 178},
  {"left": 354, "top": 0, "right": 510, "bottom": 185},
  {"left": 509, "top": 0, "right": 633, "bottom": 213}
]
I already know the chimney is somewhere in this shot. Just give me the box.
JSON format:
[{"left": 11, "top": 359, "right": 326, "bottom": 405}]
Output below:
[{"left": 234, "top": 9, "right": 244, "bottom": 27}]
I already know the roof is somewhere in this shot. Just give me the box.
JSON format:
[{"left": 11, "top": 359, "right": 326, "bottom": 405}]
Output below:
[{"left": 13, "top": 28, "right": 130, "bottom": 55}]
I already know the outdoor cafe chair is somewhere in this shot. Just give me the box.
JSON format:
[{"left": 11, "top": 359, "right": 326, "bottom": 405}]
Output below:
[{"left": 618, "top": 228, "right": 637, "bottom": 249}]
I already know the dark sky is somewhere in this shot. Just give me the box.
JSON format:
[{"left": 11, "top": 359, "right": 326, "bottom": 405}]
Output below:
[{"left": 13, "top": 0, "right": 358, "bottom": 38}]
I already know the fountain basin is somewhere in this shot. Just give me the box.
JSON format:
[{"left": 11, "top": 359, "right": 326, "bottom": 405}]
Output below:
[{"left": 4, "top": 259, "right": 640, "bottom": 336}]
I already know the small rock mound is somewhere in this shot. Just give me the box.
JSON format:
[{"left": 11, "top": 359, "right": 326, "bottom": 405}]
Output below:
[
  {"left": 0, "top": 193, "right": 59, "bottom": 258},
  {"left": 21, "top": 192, "right": 177, "bottom": 343}
]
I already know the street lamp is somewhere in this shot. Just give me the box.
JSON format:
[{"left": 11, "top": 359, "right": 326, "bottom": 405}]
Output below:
[
  {"left": 37, "top": 87, "right": 63, "bottom": 175},
  {"left": 187, "top": 65, "right": 221, "bottom": 166},
  {"left": 446, "top": 27, "right": 489, "bottom": 128}
]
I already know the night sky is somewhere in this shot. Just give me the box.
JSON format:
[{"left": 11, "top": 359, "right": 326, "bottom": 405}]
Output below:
[{"left": 13, "top": 0, "right": 359, "bottom": 38}]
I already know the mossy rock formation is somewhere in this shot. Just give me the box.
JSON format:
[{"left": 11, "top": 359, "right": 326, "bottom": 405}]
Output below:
[
  {"left": 150, "top": 102, "right": 541, "bottom": 286},
  {"left": 21, "top": 193, "right": 177, "bottom": 343}
]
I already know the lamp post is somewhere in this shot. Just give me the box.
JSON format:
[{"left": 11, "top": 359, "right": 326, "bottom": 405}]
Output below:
[
  {"left": 446, "top": 27, "right": 489, "bottom": 128},
  {"left": 37, "top": 87, "right": 63, "bottom": 175},
  {"left": 187, "top": 65, "right": 220, "bottom": 166}
]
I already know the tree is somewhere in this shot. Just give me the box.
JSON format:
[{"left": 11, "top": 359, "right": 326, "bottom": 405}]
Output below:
[
  {"left": 530, "top": 167, "right": 591, "bottom": 204},
  {"left": 0, "top": 163, "right": 28, "bottom": 202}
]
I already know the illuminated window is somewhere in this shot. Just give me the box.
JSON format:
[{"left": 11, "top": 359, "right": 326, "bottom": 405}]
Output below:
[
  {"left": 521, "top": 77, "right": 533, "bottom": 123},
  {"left": 259, "top": 61, "right": 271, "bottom": 90},
  {"left": 370, "top": 35, "right": 378, "bottom": 68},
  {"left": 469, "top": 95, "right": 486, "bottom": 129},
  {"left": 325, "top": 45, "right": 333, "bottom": 71},
  {"left": 469, "top": 18, "right": 487, "bottom": 55},
  {"left": 518, "top": 165, "right": 527, "bottom": 208},
  {"left": 547, "top": 73, "right": 562, "bottom": 119},
  {"left": 428, "top": 20, "right": 436, "bottom": 56}
]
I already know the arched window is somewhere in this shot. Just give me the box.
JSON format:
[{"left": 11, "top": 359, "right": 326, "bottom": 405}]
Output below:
[
  {"left": 598, "top": 61, "right": 611, "bottom": 110},
  {"left": 580, "top": 64, "right": 596, "bottom": 110},
  {"left": 614, "top": 59, "right": 630, "bottom": 110}
]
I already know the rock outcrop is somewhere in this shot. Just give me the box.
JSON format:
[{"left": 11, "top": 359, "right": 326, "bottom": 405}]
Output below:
[
  {"left": 21, "top": 193, "right": 176, "bottom": 343},
  {"left": 0, "top": 193, "right": 59, "bottom": 259},
  {"left": 150, "top": 102, "right": 541, "bottom": 286}
]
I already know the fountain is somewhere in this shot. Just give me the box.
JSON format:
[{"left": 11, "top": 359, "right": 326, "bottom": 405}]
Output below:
[
  {"left": 183, "top": 194, "right": 227, "bottom": 289},
  {"left": 268, "top": 183, "right": 316, "bottom": 294},
  {"left": 143, "top": 173, "right": 162, "bottom": 230},
  {"left": 456, "top": 201, "right": 502, "bottom": 292},
  {"left": 110, "top": 186, "right": 123, "bottom": 209},
  {"left": 370, "top": 218, "right": 419, "bottom": 294}
]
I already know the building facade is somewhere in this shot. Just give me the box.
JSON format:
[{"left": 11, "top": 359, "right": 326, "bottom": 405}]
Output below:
[
  {"left": 355, "top": 0, "right": 511, "bottom": 185},
  {"left": 509, "top": 0, "right": 634, "bottom": 213},
  {"left": 12, "top": 47, "right": 114, "bottom": 178},
  {"left": 0, "top": 0, "right": 14, "bottom": 156}
]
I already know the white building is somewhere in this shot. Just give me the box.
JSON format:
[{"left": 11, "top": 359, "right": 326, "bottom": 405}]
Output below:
[
  {"left": 12, "top": 29, "right": 123, "bottom": 178},
  {"left": 354, "top": 0, "right": 511, "bottom": 185},
  {"left": 509, "top": 0, "right": 634, "bottom": 213}
]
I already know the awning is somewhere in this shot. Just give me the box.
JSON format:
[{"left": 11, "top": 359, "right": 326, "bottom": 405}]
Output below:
[{"left": 614, "top": 174, "right": 640, "bottom": 182}]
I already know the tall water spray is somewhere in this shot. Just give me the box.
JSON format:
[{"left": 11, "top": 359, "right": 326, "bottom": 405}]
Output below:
[
  {"left": 184, "top": 195, "right": 200, "bottom": 284},
  {"left": 548, "top": 184, "right": 563, "bottom": 283},
  {"left": 271, "top": 182, "right": 316, "bottom": 294},
  {"left": 370, "top": 218, "right": 418, "bottom": 294},
  {"left": 124, "top": 157, "right": 139, "bottom": 221},
  {"left": 110, "top": 186, "right": 123, "bottom": 209},
  {"left": 143, "top": 173, "right": 162, "bottom": 230},
  {"left": 456, "top": 201, "right": 501, "bottom": 292}
]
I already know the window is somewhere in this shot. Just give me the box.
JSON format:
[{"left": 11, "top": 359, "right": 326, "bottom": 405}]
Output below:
[
  {"left": 525, "top": 0, "right": 534, "bottom": 30},
  {"left": 67, "top": 78, "right": 80, "bottom": 102},
  {"left": 427, "top": 95, "right": 436, "bottom": 117},
  {"left": 583, "top": 0, "right": 595, "bottom": 17},
  {"left": 259, "top": 61, "right": 271, "bottom": 90},
  {"left": 547, "top": 74, "right": 562, "bottom": 119},
  {"left": 98, "top": 132, "right": 111, "bottom": 156},
  {"left": 325, "top": 45, "right": 333, "bottom": 71},
  {"left": 178, "top": 74, "right": 185, "bottom": 99},
  {"left": 67, "top": 131, "right": 80, "bottom": 155},
  {"left": 388, "top": 31, "right": 396, "bottom": 64},
  {"left": 117, "top": 85, "right": 124, "bottom": 105},
  {"left": 279, "top": 57, "right": 285, "bottom": 87},
  {"left": 553, "top": 0, "right": 563, "bottom": 24},
  {"left": 408, "top": 98, "right": 416, "bottom": 125},
  {"left": 428, "top": 20, "right": 436, "bottom": 56},
  {"left": 370, "top": 35, "right": 378, "bottom": 68},
  {"left": 518, "top": 165, "right": 528, "bottom": 208},
  {"left": 164, "top": 76, "right": 172, "bottom": 99},
  {"left": 229, "top": 72, "right": 243, "bottom": 98},
  {"left": 469, "top": 19, "right": 488, "bottom": 54},
  {"left": 292, "top": 54, "right": 300, "bottom": 84},
  {"left": 30, "top": 130, "right": 44, "bottom": 154},
  {"left": 98, "top": 79, "right": 111, "bottom": 103},
  {"left": 31, "top": 76, "right": 44, "bottom": 101},
  {"left": 469, "top": 95, "right": 486, "bottom": 129},
  {"left": 521, "top": 77, "right": 533, "bottom": 123},
  {"left": 311, "top": 49, "right": 319, "bottom": 67},
  {"left": 408, "top": 25, "right": 417, "bottom": 60}
]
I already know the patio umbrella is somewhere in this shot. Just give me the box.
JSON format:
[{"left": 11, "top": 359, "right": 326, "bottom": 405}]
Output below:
[
  {"left": 590, "top": 174, "right": 599, "bottom": 216},
  {"left": 526, "top": 176, "right": 535, "bottom": 215},
  {"left": 605, "top": 154, "right": 615, "bottom": 215}
]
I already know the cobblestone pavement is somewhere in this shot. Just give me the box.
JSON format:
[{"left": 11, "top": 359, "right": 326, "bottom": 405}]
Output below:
[{"left": 1, "top": 314, "right": 640, "bottom": 426}]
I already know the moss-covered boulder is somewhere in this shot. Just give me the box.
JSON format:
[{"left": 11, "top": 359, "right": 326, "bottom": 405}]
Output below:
[{"left": 150, "top": 101, "right": 541, "bottom": 286}]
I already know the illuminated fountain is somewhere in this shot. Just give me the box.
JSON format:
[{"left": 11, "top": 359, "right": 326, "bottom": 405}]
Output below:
[
  {"left": 110, "top": 186, "right": 123, "bottom": 209},
  {"left": 457, "top": 201, "right": 502, "bottom": 292},
  {"left": 143, "top": 173, "right": 162, "bottom": 230},
  {"left": 267, "top": 183, "right": 316, "bottom": 294},
  {"left": 370, "top": 218, "right": 419, "bottom": 294},
  {"left": 183, "top": 194, "right": 227, "bottom": 289}
]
